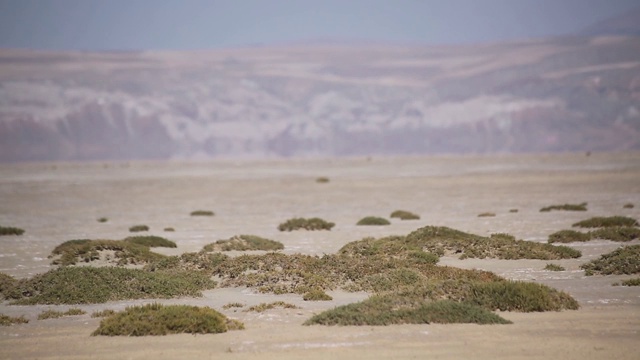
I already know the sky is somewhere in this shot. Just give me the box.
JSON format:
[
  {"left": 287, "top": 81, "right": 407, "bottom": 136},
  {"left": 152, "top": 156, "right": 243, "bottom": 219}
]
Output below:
[{"left": 0, "top": 0, "right": 639, "bottom": 50}]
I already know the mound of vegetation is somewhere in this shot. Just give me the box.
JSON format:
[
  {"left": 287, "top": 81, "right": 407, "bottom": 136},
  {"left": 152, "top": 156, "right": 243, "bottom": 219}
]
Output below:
[
  {"left": 244, "top": 301, "right": 299, "bottom": 312},
  {"left": 544, "top": 264, "right": 565, "bottom": 271},
  {"left": 202, "top": 235, "right": 284, "bottom": 252},
  {"left": 4, "top": 266, "right": 216, "bottom": 305},
  {"left": 49, "top": 239, "right": 168, "bottom": 266},
  {"left": 164, "top": 227, "right": 175, "bottom": 232},
  {"left": 466, "top": 281, "right": 578, "bottom": 312},
  {"left": 581, "top": 245, "right": 640, "bottom": 276},
  {"left": 341, "top": 226, "right": 580, "bottom": 260},
  {"left": 129, "top": 225, "right": 149, "bottom": 232},
  {"left": 0, "top": 314, "right": 28, "bottom": 326},
  {"left": 548, "top": 227, "right": 640, "bottom": 243},
  {"left": 509, "top": 209, "right": 519, "bottom": 213},
  {"left": 278, "top": 217, "right": 335, "bottom": 231},
  {"left": 477, "top": 212, "right": 496, "bottom": 217},
  {"left": 97, "top": 217, "right": 108, "bottom": 223},
  {"left": 572, "top": 216, "right": 638, "bottom": 228},
  {"left": 92, "top": 309, "right": 116, "bottom": 318},
  {"left": 0, "top": 273, "right": 16, "bottom": 299},
  {"left": 619, "top": 278, "right": 640, "bottom": 286},
  {"left": 356, "top": 216, "right": 391, "bottom": 226},
  {"left": 540, "top": 202, "right": 587, "bottom": 212},
  {"left": 303, "top": 289, "right": 333, "bottom": 301},
  {"left": 623, "top": 203, "right": 634, "bottom": 209},
  {"left": 38, "top": 308, "right": 86, "bottom": 320},
  {"left": 190, "top": 210, "right": 214, "bottom": 216},
  {"left": 390, "top": 210, "right": 420, "bottom": 220},
  {"left": 0, "top": 226, "right": 25, "bottom": 236},
  {"left": 547, "top": 230, "right": 590, "bottom": 243},
  {"left": 92, "top": 303, "right": 243, "bottom": 336},
  {"left": 124, "top": 236, "right": 177, "bottom": 248},
  {"left": 315, "top": 177, "right": 330, "bottom": 183}
]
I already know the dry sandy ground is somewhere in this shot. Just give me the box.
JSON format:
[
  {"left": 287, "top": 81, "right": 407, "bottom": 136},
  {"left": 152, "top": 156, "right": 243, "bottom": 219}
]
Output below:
[{"left": 1, "top": 152, "right": 639, "bottom": 359}]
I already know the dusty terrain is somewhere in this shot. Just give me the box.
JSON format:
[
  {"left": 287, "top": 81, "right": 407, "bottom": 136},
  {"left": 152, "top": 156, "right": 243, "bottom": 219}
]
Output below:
[{"left": 0, "top": 152, "right": 639, "bottom": 359}]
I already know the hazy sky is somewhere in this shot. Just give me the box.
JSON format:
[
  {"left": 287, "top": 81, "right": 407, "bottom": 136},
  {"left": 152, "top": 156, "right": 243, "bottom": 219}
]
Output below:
[{"left": 0, "top": 0, "right": 639, "bottom": 50}]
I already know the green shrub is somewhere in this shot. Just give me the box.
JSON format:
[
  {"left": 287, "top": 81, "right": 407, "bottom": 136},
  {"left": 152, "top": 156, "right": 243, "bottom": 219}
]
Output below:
[
  {"left": 544, "top": 264, "right": 565, "bottom": 271},
  {"left": 540, "top": 203, "right": 587, "bottom": 212},
  {"left": 190, "top": 210, "right": 214, "bottom": 216},
  {"left": 129, "top": 225, "right": 149, "bottom": 232},
  {"left": 572, "top": 216, "right": 638, "bottom": 228},
  {"left": 6, "top": 266, "right": 216, "bottom": 305},
  {"left": 623, "top": 203, "right": 634, "bottom": 209},
  {"left": 202, "top": 235, "right": 284, "bottom": 252},
  {"left": 97, "top": 217, "right": 108, "bottom": 223},
  {"left": 581, "top": 245, "right": 640, "bottom": 276},
  {"left": 92, "top": 309, "right": 116, "bottom": 318},
  {"left": 0, "top": 226, "right": 25, "bottom": 236},
  {"left": 548, "top": 230, "right": 590, "bottom": 243},
  {"left": 0, "top": 314, "right": 28, "bottom": 326},
  {"left": 38, "top": 308, "right": 86, "bottom": 320},
  {"left": 244, "top": 301, "right": 299, "bottom": 312},
  {"left": 303, "top": 289, "right": 333, "bottom": 301},
  {"left": 390, "top": 210, "right": 420, "bottom": 220},
  {"left": 164, "top": 227, "right": 175, "bottom": 232},
  {"left": 509, "top": 209, "right": 519, "bottom": 213},
  {"left": 49, "top": 239, "right": 168, "bottom": 266},
  {"left": 620, "top": 278, "right": 640, "bottom": 286},
  {"left": 315, "top": 177, "right": 330, "bottom": 183},
  {"left": 589, "top": 227, "right": 640, "bottom": 242},
  {"left": 278, "top": 217, "right": 335, "bottom": 231},
  {"left": 92, "top": 303, "right": 242, "bottom": 336},
  {"left": 222, "top": 302, "right": 245, "bottom": 309},
  {"left": 0, "top": 272, "right": 16, "bottom": 299},
  {"left": 467, "top": 281, "right": 579, "bottom": 312},
  {"left": 477, "top": 212, "right": 496, "bottom": 217},
  {"left": 356, "top": 216, "right": 391, "bottom": 226},
  {"left": 124, "top": 236, "right": 177, "bottom": 248}
]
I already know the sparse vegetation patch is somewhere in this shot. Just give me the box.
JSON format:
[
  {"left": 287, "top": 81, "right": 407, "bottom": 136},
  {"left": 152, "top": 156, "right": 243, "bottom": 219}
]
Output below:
[
  {"left": 540, "top": 203, "right": 587, "bottom": 212},
  {"left": 190, "top": 210, "right": 214, "bottom": 216},
  {"left": 38, "top": 308, "right": 86, "bottom": 320},
  {"left": 0, "top": 314, "right": 28, "bottom": 326},
  {"left": 623, "top": 203, "right": 634, "bottom": 209},
  {"left": 164, "top": 227, "right": 175, "bottom": 232},
  {"left": 315, "top": 177, "right": 330, "bottom": 183},
  {"left": 0, "top": 226, "right": 25, "bottom": 236},
  {"left": 202, "top": 235, "right": 284, "bottom": 252},
  {"left": 245, "top": 301, "right": 299, "bottom": 312},
  {"left": 390, "top": 210, "right": 420, "bottom": 220},
  {"left": 544, "top": 264, "right": 565, "bottom": 271},
  {"left": 581, "top": 245, "right": 640, "bottom": 276},
  {"left": 572, "top": 216, "right": 638, "bottom": 228},
  {"left": 356, "top": 216, "right": 391, "bottom": 226},
  {"left": 92, "top": 309, "right": 116, "bottom": 318},
  {"left": 278, "top": 217, "right": 335, "bottom": 231},
  {"left": 0, "top": 272, "right": 17, "bottom": 299},
  {"left": 97, "top": 217, "right": 108, "bottom": 223},
  {"left": 124, "top": 236, "right": 177, "bottom": 248},
  {"left": 620, "top": 278, "right": 640, "bottom": 286},
  {"left": 303, "top": 289, "right": 333, "bottom": 301},
  {"left": 129, "top": 225, "right": 149, "bottom": 232},
  {"left": 49, "top": 239, "right": 168, "bottom": 266},
  {"left": 478, "top": 212, "right": 496, "bottom": 217}
]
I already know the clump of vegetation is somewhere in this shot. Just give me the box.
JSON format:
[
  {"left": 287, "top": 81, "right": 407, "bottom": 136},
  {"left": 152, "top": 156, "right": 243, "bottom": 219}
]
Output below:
[
  {"left": 49, "top": 239, "right": 168, "bottom": 266},
  {"left": 547, "top": 230, "right": 590, "bottom": 243},
  {"left": 623, "top": 203, "right": 634, "bottom": 209},
  {"left": 222, "top": 302, "right": 245, "bottom": 309},
  {"left": 190, "top": 210, "right": 214, "bottom": 216},
  {"left": 544, "top": 264, "right": 565, "bottom": 271},
  {"left": 549, "top": 227, "right": 640, "bottom": 243},
  {"left": 356, "top": 216, "right": 391, "bottom": 226},
  {"left": 0, "top": 226, "right": 25, "bottom": 236},
  {"left": 572, "top": 216, "right": 638, "bottom": 228},
  {"left": 92, "top": 303, "right": 243, "bottom": 336},
  {"left": 581, "top": 245, "right": 640, "bottom": 276},
  {"left": 540, "top": 202, "right": 587, "bottom": 212},
  {"left": 5, "top": 266, "right": 216, "bottom": 305},
  {"left": 390, "top": 210, "right": 420, "bottom": 220},
  {"left": 202, "top": 235, "right": 284, "bottom": 252},
  {"left": 0, "top": 314, "right": 28, "bottom": 326},
  {"left": 97, "top": 217, "right": 108, "bottom": 223},
  {"left": 303, "top": 289, "right": 333, "bottom": 301},
  {"left": 124, "top": 236, "right": 177, "bottom": 248},
  {"left": 478, "top": 212, "right": 496, "bottom": 217},
  {"left": 129, "top": 225, "right": 149, "bottom": 232},
  {"left": 164, "top": 227, "right": 175, "bottom": 232},
  {"left": 278, "top": 217, "right": 335, "bottom": 231},
  {"left": 0, "top": 272, "right": 17, "bottom": 299},
  {"left": 91, "top": 309, "right": 116, "bottom": 318},
  {"left": 315, "top": 177, "right": 330, "bottom": 183},
  {"left": 244, "top": 301, "right": 299, "bottom": 312},
  {"left": 509, "top": 209, "right": 519, "bottom": 213},
  {"left": 467, "top": 281, "right": 579, "bottom": 312},
  {"left": 619, "top": 278, "right": 640, "bottom": 286},
  {"left": 38, "top": 308, "right": 86, "bottom": 320}
]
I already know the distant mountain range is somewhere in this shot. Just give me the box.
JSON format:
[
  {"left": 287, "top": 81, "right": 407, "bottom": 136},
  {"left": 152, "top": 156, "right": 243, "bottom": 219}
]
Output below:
[{"left": 1, "top": 10, "right": 639, "bottom": 162}]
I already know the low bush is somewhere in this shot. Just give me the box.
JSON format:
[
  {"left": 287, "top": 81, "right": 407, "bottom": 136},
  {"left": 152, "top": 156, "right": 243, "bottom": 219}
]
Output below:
[
  {"left": 390, "top": 210, "right": 420, "bottom": 220},
  {"left": 97, "top": 217, "right": 108, "bottom": 223},
  {"left": 92, "top": 309, "right": 116, "bottom": 318},
  {"left": 0, "top": 226, "right": 25, "bottom": 236},
  {"left": 581, "top": 245, "right": 640, "bottom": 276},
  {"left": 477, "top": 212, "right": 496, "bottom": 217},
  {"left": 623, "top": 203, "right": 634, "bottom": 209},
  {"left": 572, "top": 216, "right": 638, "bottom": 228},
  {"left": 315, "top": 177, "right": 330, "bottom": 183},
  {"left": 589, "top": 227, "right": 640, "bottom": 242},
  {"left": 0, "top": 314, "right": 28, "bottom": 326},
  {"left": 202, "top": 235, "right": 284, "bottom": 252},
  {"left": 0, "top": 272, "right": 16, "bottom": 299},
  {"left": 190, "top": 210, "right": 214, "bottom": 216},
  {"left": 164, "top": 227, "right": 175, "bottom": 232},
  {"left": 244, "top": 301, "right": 299, "bottom": 312},
  {"left": 92, "top": 303, "right": 242, "bottom": 336},
  {"left": 222, "top": 302, "right": 245, "bottom": 309},
  {"left": 278, "top": 217, "right": 335, "bottom": 231},
  {"left": 6, "top": 266, "right": 216, "bottom": 305},
  {"left": 38, "top": 308, "right": 86, "bottom": 320},
  {"left": 303, "top": 289, "right": 333, "bottom": 301},
  {"left": 356, "top": 216, "right": 391, "bottom": 226},
  {"left": 467, "top": 281, "right": 579, "bottom": 312},
  {"left": 540, "top": 203, "right": 587, "bottom": 212},
  {"left": 49, "top": 239, "right": 168, "bottom": 266},
  {"left": 124, "top": 236, "right": 177, "bottom": 248},
  {"left": 129, "top": 225, "right": 149, "bottom": 232},
  {"left": 620, "top": 278, "right": 640, "bottom": 286},
  {"left": 544, "top": 264, "right": 565, "bottom": 271},
  {"left": 548, "top": 230, "right": 590, "bottom": 243},
  {"left": 509, "top": 209, "right": 519, "bottom": 213}
]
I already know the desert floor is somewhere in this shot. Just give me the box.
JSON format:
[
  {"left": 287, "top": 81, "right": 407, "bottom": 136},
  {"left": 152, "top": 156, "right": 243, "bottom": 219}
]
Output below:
[{"left": 0, "top": 152, "right": 639, "bottom": 359}]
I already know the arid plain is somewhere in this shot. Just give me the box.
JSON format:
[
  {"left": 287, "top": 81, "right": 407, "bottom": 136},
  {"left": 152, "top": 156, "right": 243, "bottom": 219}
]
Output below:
[{"left": 1, "top": 152, "right": 639, "bottom": 359}]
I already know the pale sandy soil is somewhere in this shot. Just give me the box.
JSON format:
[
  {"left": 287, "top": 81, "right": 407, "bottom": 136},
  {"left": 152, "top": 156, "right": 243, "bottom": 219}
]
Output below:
[{"left": 1, "top": 152, "right": 639, "bottom": 359}]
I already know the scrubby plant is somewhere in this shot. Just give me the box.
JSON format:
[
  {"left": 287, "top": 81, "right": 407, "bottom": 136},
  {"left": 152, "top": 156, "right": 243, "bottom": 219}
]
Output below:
[
  {"left": 572, "top": 216, "right": 638, "bottom": 228},
  {"left": 97, "top": 217, "right": 108, "bottom": 223},
  {"left": 92, "top": 303, "right": 242, "bottom": 336},
  {"left": 190, "top": 210, "right": 214, "bottom": 216},
  {"left": 278, "top": 217, "right": 335, "bottom": 231},
  {"left": 581, "top": 245, "right": 640, "bottom": 276},
  {"left": 38, "top": 308, "right": 86, "bottom": 320},
  {"left": 0, "top": 226, "right": 25, "bottom": 236},
  {"left": 164, "top": 227, "right": 175, "bottom": 232},
  {"left": 0, "top": 272, "right": 16, "bottom": 299},
  {"left": 6, "top": 266, "right": 216, "bottom": 305},
  {"left": 390, "top": 210, "right": 420, "bottom": 220},
  {"left": 0, "top": 314, "right": 28, "bottom": 326},
  {"left": 92, "top": 309, "right": 116, "bottom": 318},
  {"left": 589, "top": 227, "right": 640, "bottom": 242},
  {"left": 509, "top": 209, "right": 519, "bottom": 213},
  {"left": 477, "top": 212, "right": 496, "bottom": 217},
  {"left": 623, "top": 203, "right": 634, "bottom": 209},
  {"left": 129, "top": 225, "right": 149, "bottom": 232},
  {"left": 620, "top": 278, "right": 640, "bottom": 286},
  {"left": 49, "top": 239, "right": 168, "bottom": 266},
  {"left": 124, "top": 236, "right": 177, "bottom": 248},
  {"left": 202, "top": 235, "right": 284, "bottom": 252},
  {"left": 222, "top": 302, "right": 245, "bottom": 309},
  {"left": 467, "top": 281, "right": 579, "bottom": 312},
  {"left": 548, "top": 230, "right": 590, "bottom": 243},
  {"left": 244, "top": 301, "right": 299, "bottom": 312},
  {"left": 303, "top": 289, "right": 333, "bottom": 301},
  {"left": 315, "top": 177, "right": 330, "bottom": 183},
  {"left": 544, "top": 264, "right": 565, "bottom": 271},
  {"left": 356, "top": 216, "right": 391, "bottom": 226},
  {"left": 540, "top": 202, "right": 587, "bottom": 212}
]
